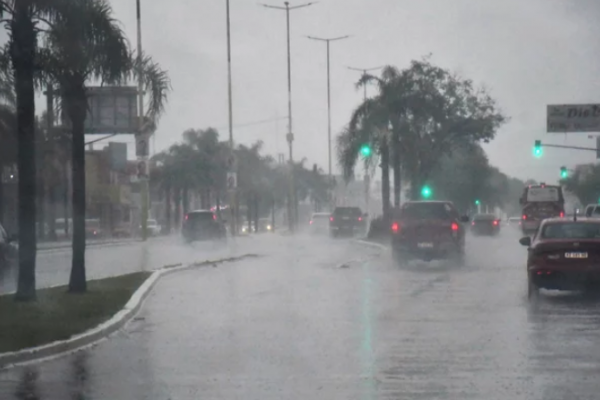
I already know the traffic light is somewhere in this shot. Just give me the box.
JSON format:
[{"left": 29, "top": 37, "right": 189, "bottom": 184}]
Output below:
[
  {"left": 560, "top": 166, "right": 568, "bottom": 179},
  {"left": 421, "top": 185, "right": 432, "bottom": 199},
  {"left": 360, "top": 144, "right": 372, "bottom": 157},
  {"left": 533, "top": 140, "right": 543, "bottom": 158},
  {"left": 475, "top": 199, "right": 480, "bottom": 205}
]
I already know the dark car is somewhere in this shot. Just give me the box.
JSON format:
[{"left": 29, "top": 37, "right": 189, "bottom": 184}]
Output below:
[
  {"left": 520, "top": 218, "right": 600, "bottom": 298},
  {"left": 182, "top": 210, "right": 227, "bottom": 242},
  {"left": 470, "top": 214, "right": 501, "bottom": 236},
  {"left": 329, "top": 207, "right": 364, "bottom": 237},
  {"left": 0, "top": 222, "right": 17, "bottom": 269},
  {"left": 390, "top": 201, "right": 469, "bottom": 264}
]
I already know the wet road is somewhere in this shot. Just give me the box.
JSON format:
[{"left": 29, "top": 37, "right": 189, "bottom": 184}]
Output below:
[
  {"left": 3, "top": 227, "right": 600, "bottom": 399},
  {"left": 0, "top": 235, "right": 258, "bottom": 295}
]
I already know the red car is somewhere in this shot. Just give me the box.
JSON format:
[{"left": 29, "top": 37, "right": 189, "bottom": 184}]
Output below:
[
  {"left": 520, "top": 218, "right": 600, "bottom": 298},
  {"left": 390, "top": 201, "right": 469, "bottom": 265}
]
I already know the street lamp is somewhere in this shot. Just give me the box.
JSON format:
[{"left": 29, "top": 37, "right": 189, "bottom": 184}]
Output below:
[
  {"left": 306, "top": 34, "right": 350, "bottom": 179},
  {"left": 347, "top": 65, "right": 385, "bottom": 101},
  {"left": 261, "top": 1, "right": 316, "bottom": 232},
  {"left": 226, "top": 0, "right": 237, "bottom": 236}
]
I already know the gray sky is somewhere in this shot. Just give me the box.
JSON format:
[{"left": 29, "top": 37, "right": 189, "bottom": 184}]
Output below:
[{"left": 12, "top": 0, "right": 600, "bottom": 184}]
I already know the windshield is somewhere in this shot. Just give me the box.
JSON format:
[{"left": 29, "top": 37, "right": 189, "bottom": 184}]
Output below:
[
  {"left": 474, "top": 214, "right": 496, "bottom": 221},
  {"left": 399, "top": 203, "right": 456, "bottom": 220},
  {"left": 541, "top": 223, "right": 600, "bottom": 239},
  {"left": 333, "top": 207, "right": 362, "bottom": 217},
  {"left": 526, "top": 186, "right": 561, "bottom": 202},
  {"left": 186, "top": 212, "right": 215, "bottom": 223}
]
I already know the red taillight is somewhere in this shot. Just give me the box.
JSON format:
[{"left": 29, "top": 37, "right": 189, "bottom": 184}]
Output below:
[
  {"left": 560, "top": 212, "right": 564, "bottom": 218},
  {"left": 451, "top": 222, "right": 459, "bottom": 231},
  {"left": 493, "top": 220, "right": 498, "bottom": 226},
  {"left": 213, "top": 214, "right": 217, "bottom": 220},
  {"left": 391, "top": 222, "right": 400, "bottom": 233},
  {"left": 471, "top": 222, "right": 475, "bottom": 226},
  {"left": 522, "top": 215, "right": 527, "bottom": 220},
  {"left": 358, "top": 217, "right": 362, "bottom": 222},
  {"left": 185, "top": 214, "right": 189, "bottom": 221},
  {"left": 330, "top": 217, "right": 334, "bottom": 222},
  {"left": 309, "top": 220, "right": 313, "bottom": 225}
]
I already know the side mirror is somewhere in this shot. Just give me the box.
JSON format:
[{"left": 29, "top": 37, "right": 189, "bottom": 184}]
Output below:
[
  {"left": 460, "top": 215, "right": 469, "bottom": 223},
  {"left": 519, "top": 236, "right": 531, "bottom": 247}
]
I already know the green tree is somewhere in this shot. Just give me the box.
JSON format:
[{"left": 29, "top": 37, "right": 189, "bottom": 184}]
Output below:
[
  {"left": 38, "top": 0, "right": 170, "bottom": 292},
  {"left": 562, "top": 164, "right": 600, "bottom": 206},
  {"left": 2, "top": 0, "right": 65, "bottom": 301}
]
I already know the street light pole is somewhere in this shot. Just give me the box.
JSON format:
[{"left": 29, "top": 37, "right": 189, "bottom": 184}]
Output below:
[
  {"left": 261, "top": 1, "right": 315, "bottom": 233},
  {"left": 347, "top": 65, "right": 384, "bottom": 215},
  {"left": 307, "top": 35, "right": 350, "bottom": 180},
  {"left": 136, "top": 0, "right": 149, "bottom": 241},
  {"left": 226, "top": 0, "right": 237, "bottom": 236}
]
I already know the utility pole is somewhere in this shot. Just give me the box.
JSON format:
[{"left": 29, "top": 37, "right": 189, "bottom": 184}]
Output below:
[
  {"left": 226, "top": 0, "right": 237, "bottom": 237},
  {"left": 307, "top": 35, "right": 350, "bottom": 179},
  {"left": 136, "top": 0, "right": 149, "bottom": 241},
  {"left": 261, "top": 1, "right": 315, "bottom": 233},
  {"left": 347, "top": 65, "right": 384, "bottom": 214}
]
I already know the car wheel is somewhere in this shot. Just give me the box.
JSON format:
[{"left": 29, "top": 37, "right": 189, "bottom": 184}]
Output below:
[{"left": 528, "top": 275, "right": 539, "bottom": 300}]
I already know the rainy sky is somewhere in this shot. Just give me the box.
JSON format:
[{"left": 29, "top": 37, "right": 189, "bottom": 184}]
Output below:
[{"left": 7, "top": 0, "right": 600, "bottom": 184}]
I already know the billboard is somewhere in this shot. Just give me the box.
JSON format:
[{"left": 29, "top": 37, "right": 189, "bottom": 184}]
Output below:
[
  {"left": 83, "top": 86, "right": 139, "bottom": 134},
  {"left": 547, "top": 104, "right": 600, "bottom": 133}
]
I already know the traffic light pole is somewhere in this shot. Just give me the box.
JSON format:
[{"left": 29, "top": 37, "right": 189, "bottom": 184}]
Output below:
[{"left": 226, "top": 0, "right": 237, "bottom": 237}]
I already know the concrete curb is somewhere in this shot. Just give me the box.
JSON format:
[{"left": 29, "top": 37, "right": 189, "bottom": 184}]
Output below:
[
  {"left": 37, "top": 237, "right": 172, "bottom": 252},
  {"left": 0, "top": 253, "right": 260, "bottom": 370}
]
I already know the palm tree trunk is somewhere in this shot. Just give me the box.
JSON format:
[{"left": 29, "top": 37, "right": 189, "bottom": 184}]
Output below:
[
  {"left": 68, "top": 85, "right": 87, "bottom": 293},
  {"left": 174, "top": 188, "right": 181, "bottom": 229},
  {"left": 37, "top": 171, "right": 45, "bottom": 240},
  {"left": 13, "top": 3, "right": 38, "bottom": 301},
  {"left": 48, "top": 183, "right": 57, "bottom": 241},
  {"left": 380, "top": 141, "right": 391, "bottom": 224},
  {"left": 182, "top": 186, "right": 189, "bottom": 215},
  {"left": 391, "top": 129, "right": 401, "bottom": 208},
  {"left": 164, "top": 185, "right": 171, "bottom": 234},
  {"left": 63, "top": 163, "right": 69, "bottom": 238},
  {"left": 0, "top": 175, "right": 4, "bottom": 225}
]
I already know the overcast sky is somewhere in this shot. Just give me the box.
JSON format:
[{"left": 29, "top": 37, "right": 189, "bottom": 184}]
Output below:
[{"left": 8, "top": 0, "right": 600, "bottom": 184}]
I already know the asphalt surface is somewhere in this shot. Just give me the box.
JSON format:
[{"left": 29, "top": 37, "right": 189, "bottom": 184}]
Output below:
[
  {"left": 0, "top": 235, "right": 256, "bottom": 295},
  {"left": 3, "top": 226, "right": 600, "bottom": 399}
]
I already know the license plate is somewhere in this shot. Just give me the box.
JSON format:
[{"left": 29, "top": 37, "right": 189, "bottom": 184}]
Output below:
[
  {"left": 565, "top": 252, "right": 588, "bottom": 259},
  {"left": 417, "top": 242, "right": 434, "bottom": 249},
  {"left": 342, "top": 217, "right": 350, "bottom": 220}
]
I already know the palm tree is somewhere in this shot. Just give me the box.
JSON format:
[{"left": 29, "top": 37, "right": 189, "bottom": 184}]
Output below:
[{"left": 38, "top": 0, "right": 170, "bottom": 292}]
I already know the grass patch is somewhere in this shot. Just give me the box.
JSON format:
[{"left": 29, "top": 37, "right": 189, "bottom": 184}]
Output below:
[{"left": 0, "top": 271, "right": 151, "bottom": 353}]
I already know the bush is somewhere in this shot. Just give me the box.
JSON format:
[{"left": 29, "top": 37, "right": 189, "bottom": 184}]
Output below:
[{"left": 367, "top": 215, "right": 390, "bottom": 242}]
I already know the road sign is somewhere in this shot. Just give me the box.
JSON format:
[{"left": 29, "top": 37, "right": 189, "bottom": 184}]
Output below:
[
  {"left": 137, "top": 157, "right": 149, "bottom": 181},
  {"left": 80, "top": 86, "right": 139, "bottom": 134},
  {"left": 547, "top": 104, "right": 600, "bottom": 133},
  {"left": 227, "top": 172, "right": 237, "bottom": 190},
  {"left": 136, "top": 133, "right": 151, "bottom": 157},
  {"left": 226, "top": 154, "right": 237, "bottom": 171}
]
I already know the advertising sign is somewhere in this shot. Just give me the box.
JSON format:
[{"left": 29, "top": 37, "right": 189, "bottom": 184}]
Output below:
[
  {"left": 547, "top": 104, "right": 600, "bottom": 133},
  {"left": 83, "top": 86, "right": 139, "bottom": 134}
]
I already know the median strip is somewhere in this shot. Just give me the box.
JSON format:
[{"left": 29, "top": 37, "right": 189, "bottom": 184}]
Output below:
[{"left": 0, "top": 253, "right": 262, "bottom": 369}]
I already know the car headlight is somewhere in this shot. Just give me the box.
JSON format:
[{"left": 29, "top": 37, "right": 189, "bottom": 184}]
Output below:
[{"left": 267, "top": 225, "right": 272, "bottom": 230}]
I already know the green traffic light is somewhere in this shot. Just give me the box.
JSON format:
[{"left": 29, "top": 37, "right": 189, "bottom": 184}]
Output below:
[
  {"left": 421, "top": 186, "right": 432, "bottom": 199},
  {"left": 475, "top": 199, "right": 480, "bottom": 205},
  {"left": 360, "top": 145, "right": 372, "bottom": 157},
  {"left": 533, "top": 140, "right": 542, "bottom": 158},
  {"left": 560, "top": 167, "right": 568, "bottom": 179}
]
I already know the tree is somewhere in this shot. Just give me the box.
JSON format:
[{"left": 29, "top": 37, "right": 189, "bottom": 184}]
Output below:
[
  {"left": 562, "top": 164, "right": 600, "bottom": 206},
  {"left": 38, "top": 0, "right": 170, "bottom": 292}
]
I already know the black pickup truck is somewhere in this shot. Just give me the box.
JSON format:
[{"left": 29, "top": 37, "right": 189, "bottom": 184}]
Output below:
[{"left": 329, "top": 207, "right": 365, "bottom": 237}]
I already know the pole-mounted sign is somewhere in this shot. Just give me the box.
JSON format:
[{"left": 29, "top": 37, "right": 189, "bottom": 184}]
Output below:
[{"left": 227, "top": 172, "right": 237, "bottom": 190}]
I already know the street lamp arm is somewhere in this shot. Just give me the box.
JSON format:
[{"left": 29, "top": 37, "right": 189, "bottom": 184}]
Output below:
[
  {"left": 289, "top": 2, "right": 317, "bottom": 10},
  {"left": 307, "top": 35, "right": 350, "bottom": 42},
  {"left": 259, "top": 3, "right": 287, "bottom": 10}
]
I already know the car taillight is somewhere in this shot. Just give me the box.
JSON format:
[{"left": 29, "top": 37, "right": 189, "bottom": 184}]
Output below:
[
  {"left": 213, "top": 214, "right": 217, "bottom": 220},
  {"left": 559, "top": 212, "right": 564, "bottom": 218},
  {"left": 185, "top": 214, "right": 189, "bottom": 221},
  {"left": 522, "top": 215, "right": 527, "bottom": 220},
  {"left": 358, "top": 217, "right": 362, "bottom": 222},
  {"left": 451, "top": 222, "right": 459, "bottom": 231},
  {"left": 391, "top": 222, "right": 400, "bottom": 233},
  {"left": 309, "top": 220, "right": 313, "bottom": 225},
  {"left": 493, "top": 220, "right": 498, "bottom": 226},
  {"left": 330, "top": 217, "right": 334, "bottom": 222},
  {"left": 471, "top": 222, "right": 475, "bottom": 226}
]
